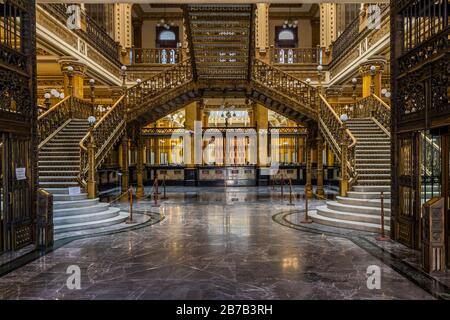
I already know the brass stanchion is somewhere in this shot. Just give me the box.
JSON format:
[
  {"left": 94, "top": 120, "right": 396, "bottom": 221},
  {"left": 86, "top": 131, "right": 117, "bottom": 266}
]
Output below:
[
  {"left": 161, "top": 173, "right": 168, "bottom": 200},
  {"left": 376, "top": 191, "right": 389, "bottom": 241},
  {"left": 300, "top": 188, "right": 313, "bottom": 224},
  {"left": 152, "top": 176, "right": 160, "bottom": 207},
  {"left": 125, "top": 186, "right": 136, "bottom": 224},
  {"left": 281, "top": 173, "right": 284, "bottom": 200},
  {"left": 287, "top": 179, "right": 295, "bottom": 206}
]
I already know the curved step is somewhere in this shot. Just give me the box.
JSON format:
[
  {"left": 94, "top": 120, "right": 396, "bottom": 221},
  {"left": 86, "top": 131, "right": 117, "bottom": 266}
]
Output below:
[
  {"left": 352, "top": 185, "right": 390, "bottom": 192},
  {"left": 316, "top": 205, "right": 390, "bottom": 224},
  {"left": 53, "top": 207, "right": 121, "bottom": 225},
  {"left": 52, "top": 193, "right": 88, "bottom": 201},
  {"left": 54, "top": 212, "right": 128, "bottom": 234},
  {"left": 54, "top": 203, "right": 110, "bottom": 217},
  {"left": 53, "top": 198, "right": 101, "bottom": 210},
  {"left": 326, "top": 201, "right": 390, "bottom": 215},
  {"left": 335, "top": 196, "right": 390, "bottom": 209},
  {"left": 347, "top": 191, "right": 391, "bottom": 199},
  {"left": 309, "top": 209, "right": 390, "bottom": 233}
]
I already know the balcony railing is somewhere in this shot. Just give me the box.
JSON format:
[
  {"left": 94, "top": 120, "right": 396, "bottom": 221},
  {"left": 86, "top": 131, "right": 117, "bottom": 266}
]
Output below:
[
  {"left": 130, "top": 48, "right": 181, "bottom": 65},
  {"left": 39, "top": 3, "right": 120, "bottom": 63},
  {"left": 271, "top": 47, "right": 320, "bottom": 65}
]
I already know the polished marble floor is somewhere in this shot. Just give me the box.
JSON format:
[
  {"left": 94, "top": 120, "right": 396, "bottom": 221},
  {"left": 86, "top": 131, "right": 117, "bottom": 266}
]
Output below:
[{"left": 0, "top": 187, "right": 436, "bottom": 299}]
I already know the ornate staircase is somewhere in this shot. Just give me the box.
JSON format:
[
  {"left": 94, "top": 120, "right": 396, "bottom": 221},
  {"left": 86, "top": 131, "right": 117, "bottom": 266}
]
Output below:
[
  {"left": 311, "top": 115, "right": 391, "bottom": 233},
  {"left": 38, "top": 98, "right": 127, "bottom": 235}
]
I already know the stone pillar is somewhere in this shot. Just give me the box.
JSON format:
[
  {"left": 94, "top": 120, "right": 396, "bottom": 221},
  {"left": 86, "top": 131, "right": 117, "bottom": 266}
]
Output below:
[
  {"left": 121, "top": 134, "right": 129, "bottom": 193},
  {"left": 255, "top": 3, "right": 270, "bottom": 63},
  {"left": 316, "top": 136, "right": 324, "bottom": 196},
  {"left": 59, "top": 58, "right": 86, "bottom": 98},
  {"left": 320, "top": 4, "right": 337, "bottom": 49},
  {"left": 184, "top": 101, "right": 201, "bottom": 167},
  {"left": 359, "top": 59, "right": 385, "bottom": 98},
  {"left": 114, "top": 3, "right": 132, "bottom": 64},
  {"left": 136, "top": 129, "right": 144, "bottom": 198}
]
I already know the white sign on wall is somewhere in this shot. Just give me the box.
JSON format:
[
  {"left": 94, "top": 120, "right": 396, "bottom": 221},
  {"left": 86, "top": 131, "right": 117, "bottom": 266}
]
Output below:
[{"left": 15, "top": 167, "right": 26, "bottom": 180}]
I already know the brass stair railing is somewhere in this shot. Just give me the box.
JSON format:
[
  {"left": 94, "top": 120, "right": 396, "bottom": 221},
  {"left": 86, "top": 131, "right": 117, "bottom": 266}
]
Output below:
[
  {"left": 251, "top": 59, "right": 318, "bottom": 120},
  {"left": 334, "top": 94, "right": 391, "bottom": 133},
  {"left": 38, "top": 96, "right": 91, "bottom": 147},
  {"left": 127, "top": 59, "right": 193, "bottom": 113},
  {"left": 318, "top": 94, "right": 357, "bottom": 194},
  {"left": 78, "top": 95, "right": 127, "bottom": 193}
]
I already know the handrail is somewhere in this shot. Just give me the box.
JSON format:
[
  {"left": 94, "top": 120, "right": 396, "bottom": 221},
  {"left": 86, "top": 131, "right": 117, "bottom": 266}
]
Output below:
[
  {"left": 251, "top": 59, "right": 318, "bottom": 119},
  {"left": 78, "top": 95, "right": 127, "bottom": 188},
  {"left": 318, "top": 94, "right": 357, "bottom": 186},
  {"left": 37, "top": 96, "right": 71, "bottom": 121}
]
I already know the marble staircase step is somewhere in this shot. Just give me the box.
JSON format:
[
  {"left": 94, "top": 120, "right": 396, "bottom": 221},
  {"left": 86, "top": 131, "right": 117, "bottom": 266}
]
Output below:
[
  {"left": 53, "top": 198, "right": 100, "bottom": 209},
  {"left": 52, "top": 193, "right": 88, "bottom": 201},
  {"left": 316, "top": 206, "right": 390, "bottom": 224},
  {"left": 347, "top": 191, "right": 391, "bottom": 199},
  {"left": 54, "top": 212, "right": 128, "bottom": 234},
  {"left": 53, "top": 208, "right": 121, "bottom": 225},
  {"left": 54, "top": 203, "right": 110, "bottom": 217},
  {"left": 357, "top": 179, "right": 391, "bottom": 185},
  {"left": 352, "top": 185, "right": 390, "bottom": 192},
  {"left": 39, "top": 181, "right": 79, "bottom": 188},
  {"left": 326, "top": 200, "right": 391, "bottom": 215},
  {"left": 309, "top": 209, "right": 389, "bottom": 233},
  {"left": 38, "top": 175, "right": 78, "bottom": 181},
  {"left": 358, "top": 173, "right": 391, "bottom": 179},
  {"left": 336, "top": 196, "right": 390, "bottom": 209}
]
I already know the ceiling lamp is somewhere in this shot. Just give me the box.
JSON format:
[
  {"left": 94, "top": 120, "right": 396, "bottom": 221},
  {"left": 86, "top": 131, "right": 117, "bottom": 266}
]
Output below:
[
  {"left": 157, "top": 8, "right": 174, "bottom": 30},
  {"left": 283, "top": 8, "right": 298, "bottom": 29}
]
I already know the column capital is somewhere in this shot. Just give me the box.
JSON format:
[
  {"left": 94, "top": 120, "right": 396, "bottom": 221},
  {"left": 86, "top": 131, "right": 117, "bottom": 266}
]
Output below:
[
  {"left": 58, "top": 57, "right": 87, "bottom": 76},
  {"left": 358, "top": 58, "right": 386, "bottom": 77}
]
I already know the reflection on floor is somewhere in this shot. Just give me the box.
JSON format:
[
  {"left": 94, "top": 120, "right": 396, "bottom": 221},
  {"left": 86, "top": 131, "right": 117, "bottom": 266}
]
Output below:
[{"left": 0, "top": 186, "right": 437, "bottom": 299}]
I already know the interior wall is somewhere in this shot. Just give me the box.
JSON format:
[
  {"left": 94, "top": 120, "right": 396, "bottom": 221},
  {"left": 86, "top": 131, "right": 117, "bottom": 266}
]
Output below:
[
  {"left": 269, "top": 19, "right": 312, "bottom": 48},
  {"left": 140, "top": 19, "right": 185, "bottom": 48}
]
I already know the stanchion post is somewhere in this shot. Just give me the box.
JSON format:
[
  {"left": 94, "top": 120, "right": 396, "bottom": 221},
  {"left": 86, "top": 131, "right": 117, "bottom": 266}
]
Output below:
[
  {"left": 376, "top": 191, "right": 389, "bottom": 241},
  {"left": 300, "top": 188, "right": 313, "bottom": 224},
  {"left": 281, "top": 173, "right": 284, "bottom": 200},
  {"left": 288, "top": 179, "right": 295, "bottom": 206},
  {"left": 126, "top": 187, "right": 136, "bottom": 224},
  {"left": 161, "top": 173, "right": 168, "bottom": 200},
  {"left": 152, "top": 175, "right": 160, "bottom": 207}
]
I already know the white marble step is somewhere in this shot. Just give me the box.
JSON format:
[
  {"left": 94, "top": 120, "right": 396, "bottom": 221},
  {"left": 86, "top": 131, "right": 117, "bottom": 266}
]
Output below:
[
  {"left": 39, "top": 181, "right": 79, "bottom": 187},
  {"left": 336, "top": 196, "right": 390, "bottom": 209},
  {"left": 52, "top": 193, "right": 88, "bottom": 201},
  {"left": 53, "top": 207, "right": 121, "bottom": 225},
  {"left": 44, "top": 188, "right": 78, "bottom": 194},
  {"left": 347, "top": 191, "right": 391, "bottom": 199},
  {"left": 358, "top": 179, "right": 391, "bottom": 185},
  {"left": 54, "top": 203, "right": 110, "bottom": 217},
  {"left": 352, "top": 185, "right": 390, "bottom": 192},
  {"left": 54, "top": 212, "right": 128, "bottom": 234},
  {"left": 316, "top": 206, "right": 390, "bottom": 225},
  {"left": 326, "top": 200, "right": 390, "bottom": 215},
  {"left": 309, "top": 209, "right": 390, "bottom": 233},
  {"left": 53, "top": 198, "right": 100, "bottom": 210}
]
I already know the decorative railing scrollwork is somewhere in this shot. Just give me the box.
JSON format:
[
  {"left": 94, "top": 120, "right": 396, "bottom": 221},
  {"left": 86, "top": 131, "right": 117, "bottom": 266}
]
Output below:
[
  {"left": 251, "top": 59, "right": 318, "bottom": 119},
  {"left": 37, "top": 96, "right": 91, "bottom": 146},
  {"left": 334, "top": 94, "right": 391, "bottom": 134},
  {"left": 272, "top": 47, "right": 320, "bottom": 65},
  {"left": 79, "top": 96, "right": 126, "bottom": 188},
  {"left": 127, "top": 59, "right": 193, "bottom": 112},
  {"left": 318, "top": 94, "right": 357, "bottom": 187},
  {"left": 131, "top": 48, "right": 181, "bottom": 65}
]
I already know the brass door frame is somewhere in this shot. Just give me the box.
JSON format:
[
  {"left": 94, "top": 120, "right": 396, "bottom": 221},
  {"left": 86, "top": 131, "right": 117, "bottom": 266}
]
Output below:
[{"left": 442, "top": 134, "right": 450, "bottom": 267}]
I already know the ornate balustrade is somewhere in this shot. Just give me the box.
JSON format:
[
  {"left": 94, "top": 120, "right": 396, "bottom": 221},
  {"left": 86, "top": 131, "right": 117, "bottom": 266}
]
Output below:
[
  {"left": 79, "top": 96, "right": 126, "bottom": 188},
  {"left": 319, "top": 94, "right": 357, "bottom": 187},
  {"left": 334, "top": 94, "right": 391, "bottom": 133},
  {"left": 37, "top": 96, "right": 91, "bottom": 146},
  {"left": 127, "top": 59, "right": 193, "bottom": 112},
  {"left": 131, "top": 48, "right": 181, "bottom": 65},
  {"left": 271, "top": 47, "right": 320, "bottom": 65},
  {"left": 39, "top": 3, "right": 120, "bottom": 63},
  {"left": 251, "top": 59, "right": 318, "bottom": 118},
  {"left": 331, "top": 17, "right": 360, "bottom": 63}
]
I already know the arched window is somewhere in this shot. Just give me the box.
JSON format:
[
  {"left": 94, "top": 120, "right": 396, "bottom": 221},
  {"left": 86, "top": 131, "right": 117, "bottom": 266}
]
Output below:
[
  {"left": 159, "top": 30, "right": 176, "bottom": 41},
  {"left": 275, "top": 26, "right": 298, "bottom": 48},
  {"left": 155, "top": 26, "right": 179, "bottom": 48}
]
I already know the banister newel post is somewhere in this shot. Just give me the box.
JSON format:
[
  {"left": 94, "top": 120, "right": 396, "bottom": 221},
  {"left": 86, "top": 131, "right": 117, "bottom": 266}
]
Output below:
[
  {"left": 87, "top": 131, "right": 97, "bottom": 199},
  {"left": 340, "top": 123, "right": 349, "bottom": 197}
]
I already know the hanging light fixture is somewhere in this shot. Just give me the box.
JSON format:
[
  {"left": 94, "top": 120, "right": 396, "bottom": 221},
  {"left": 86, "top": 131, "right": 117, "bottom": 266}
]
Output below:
[
  {"left": 157, "top": 6, "right": 174, "bottom": 30},
  {"left": 283, "top": 7, "right": 298, "bottom": 29}
]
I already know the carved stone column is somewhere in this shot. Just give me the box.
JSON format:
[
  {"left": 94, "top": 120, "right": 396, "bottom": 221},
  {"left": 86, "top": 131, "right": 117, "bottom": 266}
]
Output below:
[
  {"left": 255, "top": 3, "right": 270, "bottom": 63},
  {"left": 59, "top": 58, "right": 87, "bottom": 99},
  {"left": 359, "top": 58, "right": 385, "bottom": 98}
]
